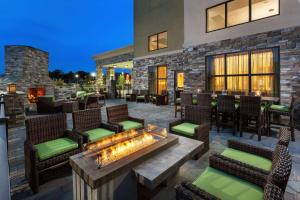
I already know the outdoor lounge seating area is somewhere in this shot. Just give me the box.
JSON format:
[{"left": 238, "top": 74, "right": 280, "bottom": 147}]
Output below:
[{"left": 4, "top": 97, "right": 298, "bottom": 200}]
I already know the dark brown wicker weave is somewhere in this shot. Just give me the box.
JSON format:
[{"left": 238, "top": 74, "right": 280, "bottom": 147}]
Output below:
[
  {"left": 106, "top": 104, "right": 145, "bottom": 131},
  {"left": 155, "top": 90, "right": 169, "bottom": 105},
  {"left": 239, "top": 96, "right": 264, "bottom": 141},
  {"left": 72, "top": 108, "right": 118, "bottom": 143},
  {"left": 170, "top": 105, "right": 210, "bottom": 155},
  {"left": 196, "top": 93, "right": 213, "bottom": 128},
  {"left": 79, "top": 95, "right": 101, "bottom": 110},
  {"left": 216, "top": 95, "right": 237, "bottom": 135},
  {"left": 178, "top": 92, "right": 193, "bottom": 118},
  {"left": 175, "top": 154, "right": 288, "bottom": 200},
  {"left": 267, "top": 95, "right": 295, "bottom": 141},
  {"left": 36, "top": 96, "right": 64, "bottom": 114},
  {"left": 24, "top": 113, "right": 83, "bottom": 193}
]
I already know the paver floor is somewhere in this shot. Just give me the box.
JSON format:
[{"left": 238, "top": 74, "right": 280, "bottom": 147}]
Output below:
[{"left": 7, "top": 99, "right": 300, "bottom": 200}]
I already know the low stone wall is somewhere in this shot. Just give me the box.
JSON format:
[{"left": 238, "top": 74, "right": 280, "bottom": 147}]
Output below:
[
  {"left": 133, "top": 25, "right": 300, "bottom": 105},
  {"left": 54, "top": 84, "right": 77, "bottom": 100}
]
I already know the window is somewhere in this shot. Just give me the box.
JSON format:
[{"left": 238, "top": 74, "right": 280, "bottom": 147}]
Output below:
[
  {"left": 251, "top": 0, "right": 279, "bottom": 21},
  {"left": 207, "top": 4, "right": 225, "bottom": 32},
  {"left": 176, "top": 72, "right": 184, "bottom": 89},
  {"left": 148, "top": 32, "right": 168, "bottom": 51},
  {"left": 148, "top": 66, "right": 167, "bottom": 95},
  {"left": 206, "top": 0, "right": 279, "bottom": 32},
  {"left": 227, "top": 0, "right": 249, "bottom": 27},
  {"left": 206, "top": 48, "right": 279, "bottom": 96}
]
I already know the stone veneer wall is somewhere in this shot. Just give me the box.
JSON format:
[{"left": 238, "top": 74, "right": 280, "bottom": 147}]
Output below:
[
  {"left": 133, "top": 26, "right": 300, "bottom": 105},
  {"left": 0, "top": 46, "right": 54, "bottom": 107},
  {"left": 54, "top": 84, "right": 77, "bottom": 100}
]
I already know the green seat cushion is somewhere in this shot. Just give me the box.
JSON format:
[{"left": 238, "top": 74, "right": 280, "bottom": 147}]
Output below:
[
  {"left": 193, "top": 99, "right": 198, "bottom": 105},
  {"left": 221, "top": 148, "right": 272, "bottom": 171},
  {"left": 85, "top": 128, "right": 115, "bottom": 142},
  {"left": 171, "top": 122, "right": 199, "bottom": 137},
  {"left": 176, "top": 98, "right": 181, "bottom": 104},
  {"left": 235, "top": 103, "right": 240, "bottom": 109},
  {"left": 35, "top": 138, "right": 78, "bottom": 161},
  {"left": 137, "top": 95, "right": 145, "bottom": 100},
  {"left": 261, "top": 105, "right": 265, "bottom": 113},
  {"left": 76, "top": 91, "right": 86, "bottom": 97},
  {"left": 211, "top": 101, "right": 217, "bottom": 108},
  {"left": 193, "top": 167, "right": 263, "bottom": 200},
  {"left": 119, "top": 120, "right": 143, "bottom": 131},
  {"left": 270, "top": 104, "right": 289, "bottom": 112},
  {"left": 153, "top": 96, "right": 157, "bottom": 100}
]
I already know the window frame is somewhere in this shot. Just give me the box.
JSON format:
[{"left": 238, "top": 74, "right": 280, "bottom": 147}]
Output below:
[
  {"left": 205, "top": 47, "right": 280, "bottom": 96},
  {"left": 148, "top": 31, "right": 168, "bottom": 52},
  {"left": 206, "top": 0, "right": 280, "bottom": 33}
]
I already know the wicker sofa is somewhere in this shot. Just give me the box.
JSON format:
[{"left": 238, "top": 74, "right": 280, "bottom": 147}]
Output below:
[
  {"left": 169, "top": 105, "right": 210, "bottom": 155},
  {"left": 136, "top": 90, "right": 149, "bottom": 103},
  {"left": 36, "top": 96, "right": 64, "bottom": 114},
  {"left": 106, "top": 104, "right": 144, "bottom": 132},
  {"left": 72, "top": 108, "right": 118, "bottom": 143},
  {"left": 24, "top": 114, "right": 82, "bottom": 193},
  {"left": 175, "top": 151, "right": 291, "bottom": 200}
]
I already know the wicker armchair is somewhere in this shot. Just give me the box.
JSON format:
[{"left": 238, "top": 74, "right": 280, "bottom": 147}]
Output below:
[
  {"left": 125, "top": 89, "right": 138, "bottom": 101},
  {"left": 239, "top": 96, "right": 264, "bottom": 141},
  {"left": 36, "top": 96, "right": 64, "bottom": 114},
  {"left": 136, "top": 90, "right": 149, "bottom": 103},
  {"left": 176, "top": 92, "right": 193, "bottom": 118},
  {"left": 79, "top": 95, "right": 100, "bottom": 110},
  {"left": 106, "top": 104, "right": 144, "bottom": 131},
  {"left": 216, "top": 95, "right": 238, "bottom": 135},
  {"left": 196, "top": 93, "right": 214, "bottom": 128},
  {"left": 154, "top": 90, "right": 169, "bottom": 106},
  {"left": 24, "top": 114, "right": 82, "bottom": 193},
  {"left": 175, "top": 153, "right": 290, "bottom": 200},
  {"left": 72, "top": 108, "right": 118, "bottom": 144},
  {"left": 267, "top": 95, "right": 295, "bottom": 141},
  {"left": 170, "top": 105, "right": 210, "bottom": 155}
]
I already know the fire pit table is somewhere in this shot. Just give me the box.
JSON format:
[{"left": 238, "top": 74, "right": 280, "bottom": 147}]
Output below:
[{"left": 70, "top": 125, "right": 203, "bottom": 200}]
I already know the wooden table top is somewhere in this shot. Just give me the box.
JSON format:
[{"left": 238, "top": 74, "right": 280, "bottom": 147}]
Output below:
[{"left": 133, "top": 134, "right": 203, "bottom": 190}]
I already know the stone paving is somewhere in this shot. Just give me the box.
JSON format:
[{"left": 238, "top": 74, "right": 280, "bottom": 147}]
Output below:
[{"left": 8, "top": 99, "right": 300, "bottom": 200}]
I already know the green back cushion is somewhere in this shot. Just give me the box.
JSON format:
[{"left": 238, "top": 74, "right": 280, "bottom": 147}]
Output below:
[
  {"left": 137, "top": 95, "right": 145, "bottom": 100},
  {"left": 76, "top": 91, "right": 86, "bottom": 97},
  {"left": 270, "top": 104, "right": 289, "bottom": 112},
  {"left": 176, "top": 98, "right": 181, "bottom": 104},
  {"left": 192, "top": 99, "right": 198, "bottom": 105},
  {"left": 35, "top": 138, "right": 78, "bottom": 161},
  {"left": 40, "top": 95, "right": 54, "bottom": 101},
  {"left": 222, "top": 148, "right": 272, "bottom": 171},
  {"left": 171, "top": 122, "right": 199, "bottom": 137},
  {"left": 211, "top": 101, "right": 217, "bottom": 108},
  {"left": 85, "top": 128, "right": 115, "bottom": 142},
  {"left": 193, "top": 167, "right": 263, "bottom": 200},
  {"left": 119, "top": 120, "right": 143, "bottom": 131}
]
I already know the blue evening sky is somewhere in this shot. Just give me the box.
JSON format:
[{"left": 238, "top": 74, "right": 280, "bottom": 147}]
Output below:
[{"left": 0, "top": 0, "right": 133, "bottom": 74}]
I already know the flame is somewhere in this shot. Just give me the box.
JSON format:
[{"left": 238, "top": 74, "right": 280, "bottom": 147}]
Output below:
[{"left": 95, "top": 132, "right": 156, "bottom": 166}]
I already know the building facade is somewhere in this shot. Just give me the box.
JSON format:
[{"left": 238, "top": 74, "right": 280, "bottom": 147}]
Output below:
[{"left": 132, "top": 0, "right": 300, "bottom": 105}]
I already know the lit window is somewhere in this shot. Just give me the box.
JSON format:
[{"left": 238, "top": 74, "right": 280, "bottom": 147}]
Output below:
[
  {"left": 207, "top": 4, "right": 225, "bottom": 32},
  {"left": 148, "top": 66, "right": 167, "bottom": 95},
  {"left": 206, "top": 48, "right": 279, "bottom": 96},
  {"left": 177, "top": 72, "right": 184, "bottom": 89},
  {"left": 227, "top": 0, "right": 249, "bottom": 27},
  {"left": 148, "top": 32, "right": 168, "bottom": 52},
  {"left": 149, "top": 35, "right": 158, "bottom": 51},
  {"left": 206, "top": 0, "right": 279, "bottom": 32},
  {"left": 251, "top": 0, "right": 279, "bottom": 20},
  {"left": 158, "top": 32, "right": 168, "bottom": 49}
]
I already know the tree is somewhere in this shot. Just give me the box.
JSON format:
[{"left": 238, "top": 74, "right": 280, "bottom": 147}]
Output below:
[{"left": 49, "top": 69, "right": 63, "bottom": 80}]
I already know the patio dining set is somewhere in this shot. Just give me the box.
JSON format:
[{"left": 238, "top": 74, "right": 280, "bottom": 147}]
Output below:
[{"left": 175, "top": 91, "right": 295, "bottom": 141}]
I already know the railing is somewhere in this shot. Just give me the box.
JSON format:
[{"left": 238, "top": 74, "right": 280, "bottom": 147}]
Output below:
[{"left": 0, "top": 94, "right": 11, "bottom": 200}]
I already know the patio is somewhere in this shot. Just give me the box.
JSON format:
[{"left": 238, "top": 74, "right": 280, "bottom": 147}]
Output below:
[{"left": 7, "top": 99, "right": 300, "bottom": 200}]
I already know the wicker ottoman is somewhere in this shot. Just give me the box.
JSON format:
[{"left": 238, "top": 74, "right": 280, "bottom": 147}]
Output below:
[{"left": 63, "top": 101, "right": 79, "bottom": 113}]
